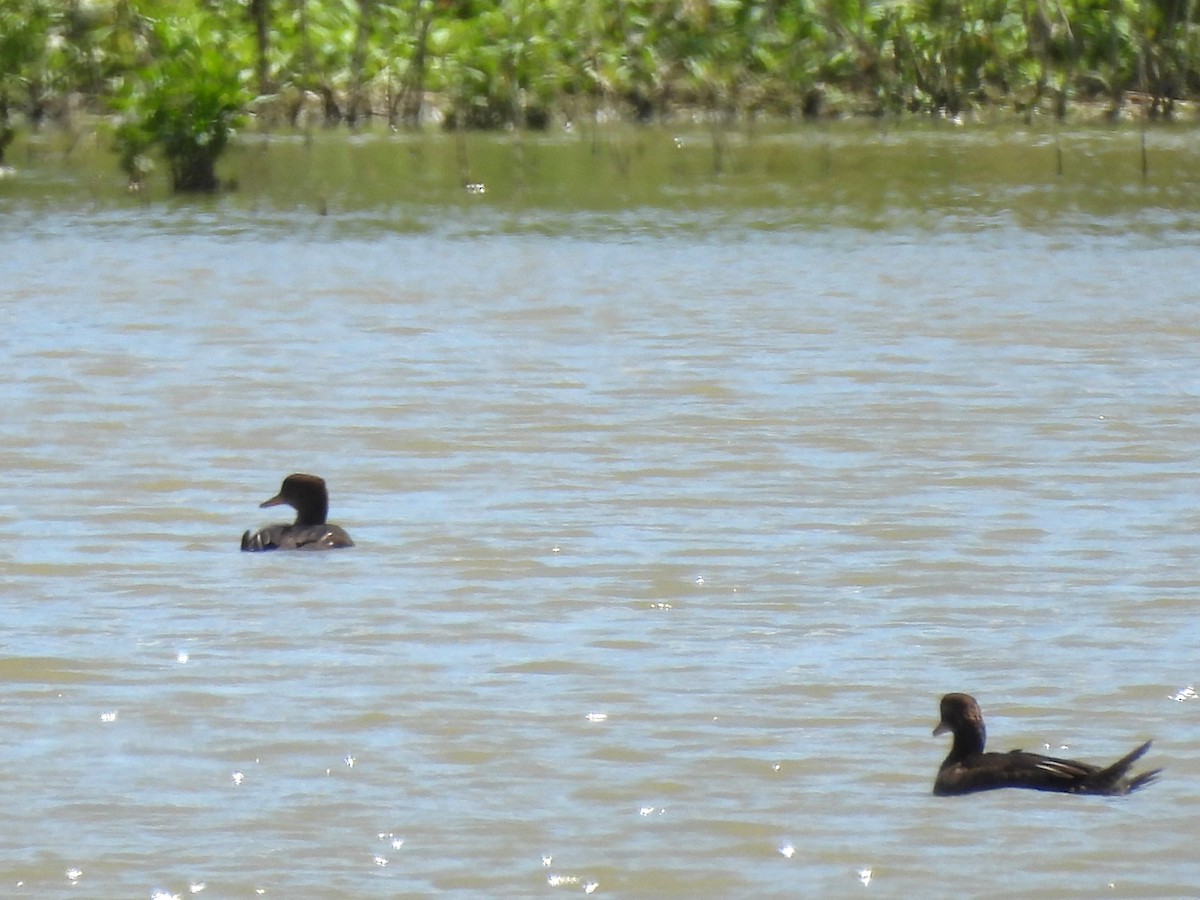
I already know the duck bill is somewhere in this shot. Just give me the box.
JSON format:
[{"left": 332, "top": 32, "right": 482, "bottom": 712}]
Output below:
[
  {"left": 932, "top": 721, "right": 950, "bottom": 736},
  {"left": 259, "top": 493, "right": 287, "bottom": 509}
]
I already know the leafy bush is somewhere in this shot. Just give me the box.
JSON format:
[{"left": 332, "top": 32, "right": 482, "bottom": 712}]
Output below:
[
  {"left": 3, "top": 0, "right": 1200, "bottom": 180},
  {"left": 0, "top": 0, "right": 54, "bottom": 162},
  {"left": 112, "top": 11, "right": 247, "bottom": 192}
]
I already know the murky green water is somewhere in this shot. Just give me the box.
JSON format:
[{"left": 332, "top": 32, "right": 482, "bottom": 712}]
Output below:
[
  {"left": 2, "top": 124, "right": 1199, "bottom": 898},
  {"left": 8, "top": 120, "right": 1200, "bottom": 232}
]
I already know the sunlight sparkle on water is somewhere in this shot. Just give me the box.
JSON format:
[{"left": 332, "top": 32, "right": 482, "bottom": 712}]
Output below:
[
  {"left": 779, "top": 845, "right": 795, "bottom": 859},
  {"left": 378, "top": 832, "right": 405, "bottom": 850},
  {"left": 859, "top": 868, "right": 873, "bottom": 886},
  {"left": 546, "top": 871, "right": 598, "bottom": 892}
]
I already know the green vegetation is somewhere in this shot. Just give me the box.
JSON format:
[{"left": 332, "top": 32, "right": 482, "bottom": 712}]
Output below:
[
  {"left": 112, "top": 9, "right": 248, "bottom": 191},
  {"left": 1, "top": 0, "right": 1197, "bottom": 190}
]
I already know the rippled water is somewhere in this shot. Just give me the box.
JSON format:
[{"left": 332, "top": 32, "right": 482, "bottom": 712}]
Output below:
[{"left": 2, "top": 127, "right": 1200, "bottom": 898}]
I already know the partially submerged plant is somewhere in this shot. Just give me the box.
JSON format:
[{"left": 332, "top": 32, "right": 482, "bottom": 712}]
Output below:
[{"left": 112, "top": 12, "right": 247, "bottom": 192}]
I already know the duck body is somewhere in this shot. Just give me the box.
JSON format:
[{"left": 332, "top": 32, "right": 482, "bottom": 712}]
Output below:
[
  {"left": 240, "top": 474, "right": 354, "bottom": 552},
  {"left": 933, "top": 692, "right": 1160, "bottom": 797},
  {"left": 240, "top": 521, "right": 354, "bottom": 551}
]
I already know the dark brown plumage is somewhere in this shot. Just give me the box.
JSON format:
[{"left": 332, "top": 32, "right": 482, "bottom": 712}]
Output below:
[
  {"left": 240, "top": 474, "right": 354, "bottom": 552},
  {"left": 932, "top": 692, "right": 1160, "bottom": 796}
]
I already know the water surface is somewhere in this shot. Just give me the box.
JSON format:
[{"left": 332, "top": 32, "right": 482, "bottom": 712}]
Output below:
[{"left": 1, "top": 125, "right": 1199, "bottom": 898}]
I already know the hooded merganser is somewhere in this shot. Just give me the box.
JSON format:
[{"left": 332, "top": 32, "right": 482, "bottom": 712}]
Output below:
[
  {"left": 240, "top": 474, "right": 354, "bottom": 551},
  {"left": 932, "top": 692, "right": 1159, "bottom": 796}
]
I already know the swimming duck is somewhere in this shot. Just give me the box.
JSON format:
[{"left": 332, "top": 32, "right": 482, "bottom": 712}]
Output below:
[
  {"left": 932, "top": 692, "right": 1159, "bottom": 796},
  {"left": 240, "top": 474, "right": 354, "bottom": 551}
]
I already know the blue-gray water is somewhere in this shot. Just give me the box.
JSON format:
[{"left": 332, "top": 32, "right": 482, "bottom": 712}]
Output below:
[{"left": 2, "top": 127, "right": 1199, "bottom": 898}]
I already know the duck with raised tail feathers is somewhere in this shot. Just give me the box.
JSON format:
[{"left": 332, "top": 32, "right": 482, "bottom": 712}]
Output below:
[
  {"left": 240, "top": 474, "right": 354, "bottom": 551},
  {"left": 932, "top": 692, "right": 1160, "bottom": 796}
]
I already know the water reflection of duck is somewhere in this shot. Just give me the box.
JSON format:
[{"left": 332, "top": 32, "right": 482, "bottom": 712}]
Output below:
[
  {"left": 240, "top": 474, "right": 354, "bottom": 551},
  {"left": 932, "top": 692, "right": 1159, "bottom": 796}
]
